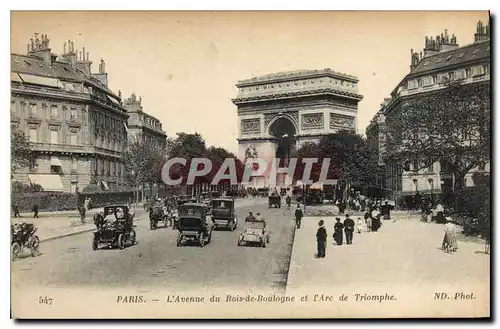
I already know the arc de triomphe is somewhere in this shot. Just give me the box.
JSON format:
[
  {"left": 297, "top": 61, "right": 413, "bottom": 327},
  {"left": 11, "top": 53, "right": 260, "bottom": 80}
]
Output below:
[{"left": 232, "top": 69, "right": 363, "bottom": 188}]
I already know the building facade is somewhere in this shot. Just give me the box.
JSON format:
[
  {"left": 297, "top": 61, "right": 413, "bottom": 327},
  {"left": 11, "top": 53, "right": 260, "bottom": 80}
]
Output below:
[
  {"left": 367, "top": 21, "right": 491, "bottom": 205},
  {"left": 123, "top": 93, "right": 167, "bottom": 151},
  {"left": 11, "top": 33, "right": 129, "bottom": 193},
  {"left": 233, "top": 69, "right": 363, "bottom": 188}
]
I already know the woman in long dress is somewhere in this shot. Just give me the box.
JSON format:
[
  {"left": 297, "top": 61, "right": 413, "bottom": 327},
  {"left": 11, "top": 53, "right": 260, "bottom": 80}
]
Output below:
[
  {"left": 442, "top": 217, "right": 458, "bottom": 253},
  {"left": 333, "top": 218, "right": 344, "bottom": 245}
]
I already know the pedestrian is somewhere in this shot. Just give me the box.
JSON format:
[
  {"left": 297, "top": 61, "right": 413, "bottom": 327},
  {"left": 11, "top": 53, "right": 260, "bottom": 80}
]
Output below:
[
  {"left": 316, "top": 219, "right": 327, "bottom": 258},
  {"left": 286, "top": 195, "right": 291, "bottom": 209},
  {"left": 32, "top": 204, "right": 39, "bottom": 218},
  {"left": 295, "top": 205, "right": 303, "bottom": 229},
  {"left": 442, "top": 217, "right": 458, "bottom": 253},
  {"left": 435, "top": 201, "right": 444, "bottom": 224},
  {"left": 13, "top": 202, "right": 20, "bottom": 218},
  {"left": 84, "top": 197, "right": 89, "bottom": 211},
  {"left": 79, "top": 204, "right": 86, "bottom": 223},
  {"left": 333, "top": 218, "right": 344, "bottom": 245},
  {"left": 371, "top": 212, "right": 382, "bottom": 232},
  {"left": 365, "top": 209, "right": 372, "bottom": 232},
  {"left": 356, "top": 217, "right": 364, "bottom": 234},
  {"left": 344, "top": 214, "right": 355, "bottom": 245}
]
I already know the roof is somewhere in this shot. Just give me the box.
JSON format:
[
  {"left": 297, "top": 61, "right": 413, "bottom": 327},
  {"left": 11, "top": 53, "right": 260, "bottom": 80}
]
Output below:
[
  {"left": 408, "top": 41, "right": 490, "bottom": 77},
  {"left": 179, "top": 202, "right": 208, "bottom": 208},
  {"left": 11, "top": 53, "right": 121, "bottom": 100}
]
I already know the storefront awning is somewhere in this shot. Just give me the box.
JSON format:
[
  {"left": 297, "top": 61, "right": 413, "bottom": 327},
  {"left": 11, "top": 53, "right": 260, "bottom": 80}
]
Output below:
[
  {"left": 18, "top": 73, "right": 61, "bottom": 88},
  {"left": 50, "top": 156, "right": 62, "bottom": 166},
  {"left": 28, "top": 174, "right": 64, "bottom": 192}
]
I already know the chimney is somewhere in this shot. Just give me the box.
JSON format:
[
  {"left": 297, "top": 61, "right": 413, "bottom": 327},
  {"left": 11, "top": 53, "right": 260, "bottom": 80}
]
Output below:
[
  {"left": 91, "top": 59, "right": 109, "bottom": 86},
  {"left": 474, "top": 20, "right": 490, "bottom": 43},
  {"left": 60, "top": 39, "right": 78, "bottom": 66},
  {"left": 75, "top": 47, "right": 92, "bottom": 76},
  {"left": 422, "top": 36, "right": 439, "bottom": 58},
  {"left": 410, "top": 48, "right": 421, "bottom": 71},
  {"left": 440, "top": 29, "right": 459, "bottom": 52},
  {"left": 27, "top": 33, "right": 53, "bottom": 66}
]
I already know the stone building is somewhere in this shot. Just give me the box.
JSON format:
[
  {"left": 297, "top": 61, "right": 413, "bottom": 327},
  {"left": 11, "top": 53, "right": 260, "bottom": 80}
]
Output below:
[
  {"left": 366, "top": 21, "right": 491, "bottom": 205},
  {"left": 233, "top": 69, "right": 363, "bottom": 188},
  {"left": 11, "top": 33, "right": 129, "bottom": 193},
  {"left": 123, "top": 93, "right": 167, "bottom": 151}
]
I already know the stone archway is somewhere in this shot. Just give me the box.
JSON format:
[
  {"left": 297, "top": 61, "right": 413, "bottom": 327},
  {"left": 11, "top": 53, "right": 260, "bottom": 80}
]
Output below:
[{"left": 268, "top": 116, "right": 297, "bottom": 168}]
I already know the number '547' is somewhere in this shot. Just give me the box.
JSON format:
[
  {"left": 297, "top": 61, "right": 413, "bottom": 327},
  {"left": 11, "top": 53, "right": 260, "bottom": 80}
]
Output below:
[{"left": 38, "top": 296, "right": 53, "bottom": 305}]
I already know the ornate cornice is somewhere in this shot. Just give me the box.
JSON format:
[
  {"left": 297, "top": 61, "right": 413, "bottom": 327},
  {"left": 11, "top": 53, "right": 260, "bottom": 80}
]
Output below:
[{"left": 232, "top": 88, "right": 363, "bottom": 105}]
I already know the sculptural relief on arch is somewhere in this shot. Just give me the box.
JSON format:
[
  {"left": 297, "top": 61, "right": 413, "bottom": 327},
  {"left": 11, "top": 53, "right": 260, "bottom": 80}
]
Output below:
[{"left": 232, "top": 69, "right": 363, "bottom": 188}]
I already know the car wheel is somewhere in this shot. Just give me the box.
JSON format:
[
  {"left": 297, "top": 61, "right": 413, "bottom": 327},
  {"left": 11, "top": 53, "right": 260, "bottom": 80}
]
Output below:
[
  {"left": 199, "top": 232, "right": 205, "bottom": 247},
  {"left": 118, "top": 234, "right": 125, "bottom": 250},
  {"left": 11, "top": 242, "right": 21, "bottom": 262},
  {"left": 130, "top": 229, "right": 136, "bottom": 245},
  {"left": 30, "top": 235, "right": 41, "bottom": 257},
  {"left": 92, "top": 238, "right": 99, "bottom": 250}
]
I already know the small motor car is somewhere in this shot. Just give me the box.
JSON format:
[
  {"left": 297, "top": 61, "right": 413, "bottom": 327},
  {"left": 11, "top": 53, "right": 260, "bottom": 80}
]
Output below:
[
  {"left": 92, "top": 205, "right": 137, "bottom": 250},
  {"left": 176, "top": 203, "right": 213, "bottom": 247},
  {"left": 238, "top": 217, "right": 270, "bottom": 248},
  {"left": 211, "top": 197, "right": 237, "bottom": 230},
  {"left": 268, "top": 194, "right": 282, "bottom": 208},
  {"left": 11, "top": 222, "right": 40, "bottom": 261}
]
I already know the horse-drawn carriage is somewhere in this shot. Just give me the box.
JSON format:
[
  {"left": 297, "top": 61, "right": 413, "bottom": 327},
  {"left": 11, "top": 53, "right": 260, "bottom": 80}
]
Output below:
[
  {"left": 176, "top": 203, "right": 214, "bottom": 247},
  {"left": 93, "top": 205, "right": 137, "bottom": 250},
  {"left": 211, "top": 197, "right": 237, "bottom": 230}
]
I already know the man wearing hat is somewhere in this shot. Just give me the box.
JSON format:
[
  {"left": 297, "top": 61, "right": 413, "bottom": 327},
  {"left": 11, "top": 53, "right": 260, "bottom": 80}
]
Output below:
[
  {"left": 295, "top": 204, "right": 303, "bottom": 229},
  {"left": 316, "top": 220, "right": 327, "bottom": 258},
  {"left": 343, "top": 214, "right": 355, "bottom": 245}
]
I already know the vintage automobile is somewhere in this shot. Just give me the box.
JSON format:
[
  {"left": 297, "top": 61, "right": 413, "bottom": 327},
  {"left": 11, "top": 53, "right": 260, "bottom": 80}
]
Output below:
[
  {"left": 176, "top": 203, "right": 213, "bottom": 247},
  {"left": 237, "top": 217, "right": 270, "bottom": 247},
  {"left": 92, "top": 205, "right": 137, "bottom": 250},
  {"left": 268, "top": 193, "right": 282, "bottom": 208},
  {"left": 11, "top": 222, "right": 40, "bottom": 261},
  {"left": 149, "top": 201, "right": 167, "bottom": 230},
  {"left": 211, "top": 197, "right": 237, "bottom": 230}
]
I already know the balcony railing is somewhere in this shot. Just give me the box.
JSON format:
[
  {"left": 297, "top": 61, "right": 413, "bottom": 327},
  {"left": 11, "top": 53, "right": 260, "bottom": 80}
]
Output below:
[{"left": 30, "top": 142, "right": 88, "bottom": 153}]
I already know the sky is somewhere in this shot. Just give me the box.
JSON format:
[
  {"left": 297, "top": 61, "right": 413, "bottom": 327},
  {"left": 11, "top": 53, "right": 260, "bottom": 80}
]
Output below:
[{"left": 10, "top": 11, "right": 489, "bottom": 153}]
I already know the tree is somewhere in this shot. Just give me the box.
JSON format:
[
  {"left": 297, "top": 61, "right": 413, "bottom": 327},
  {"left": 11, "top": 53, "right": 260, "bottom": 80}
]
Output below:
[
  {"left": 124, "top": 135, "right": 161, "bottom": 194},
  {"left": 11, "top": 128, "right": 32, "bottom": 173},
  {"left": 385, "top": 81, "right": 490, "bottom": 196}
]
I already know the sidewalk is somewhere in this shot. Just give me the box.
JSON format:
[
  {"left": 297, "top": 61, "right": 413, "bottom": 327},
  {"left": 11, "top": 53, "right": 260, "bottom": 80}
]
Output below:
[
  {"left": 12, "top": 207, "right": 148, "bottom": 242},
  {"left": 286, "top": 211, "right": 489, "bottom": 292}
]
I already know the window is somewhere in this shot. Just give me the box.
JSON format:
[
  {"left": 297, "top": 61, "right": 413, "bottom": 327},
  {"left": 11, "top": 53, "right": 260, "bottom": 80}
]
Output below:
[
  {"left": 29, "top": 127, "right": 38, "bottom": 143},
  {"left": 466, "top": 68, "right": 472, "bottom": 78},
  {"left": 70, "top": 108, "right": 77, "bottom": 121},
  {"left": 71, "top": 156, "right": 78, "bottom": 173},
  {"left": 413, "top": 179, "right": 418, "bottom": 192},
  {"left": 110, "top": 137, "right": 115, "bottom": 150},
  {"left": 407, "top": 79, "right": 418, "bottom": 89},
  {"left": 111, "top": 161, "right": 115, "bottom": 176},
  {"left": 412, "top": 159, "right": 419, "bottom": 171},
  {"left": 50, "top": 129, "right": 58, "bottom": 144},
  {"left": 428, "top": 179, "right": 434, "bottom": 191},
  {"left": 30, "top": 104, "right": 37, "bottom": 117},
  {"left": 472, "top": 65, "right": 485, "bottom": 77},
  {"left": 104, "top": 160, "right": 110, "bottom": 176},
  {"left": 11, "top": 101, "right": 16, "bottom": 116},
  {"left": 448, "top": 71, "right": 455, "bottom": 81},
  {"left": 117, "top": 161, "right": 121, "bottom": 177},
  {"left": 92, "top": 158, "right": 97, "bottom": 175},
  {"left": 50, "top": 105, "right": 58, "bottom": 118},
  {"left": 70, "top": 132, "right": 77, "bottom": 145},
  {"left": 483, "top": 64, "right": 490, "bottom": 74},
  {"left": 29, "top": 156, "right": 37, "bottom": 172},
  {"left": 422, "top": 76, "right": 434, "bottom": 87},
  {"left": 455, "top": 69, "right": 466, "bottom": 80},
  {"left": 70, "top": 182, "right": 78, "bottom": 193},
  {"left": 100, "top": 135, "right": 104, "bottom": 148}
]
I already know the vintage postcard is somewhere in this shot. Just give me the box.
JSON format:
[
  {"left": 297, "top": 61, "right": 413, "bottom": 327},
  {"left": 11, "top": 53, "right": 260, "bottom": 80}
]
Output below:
[{"left": 9, "top": 10, "right": 491, "bottom": 319}]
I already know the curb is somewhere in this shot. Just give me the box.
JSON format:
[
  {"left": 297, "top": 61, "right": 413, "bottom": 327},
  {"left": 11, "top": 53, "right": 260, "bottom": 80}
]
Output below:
[{"left": 39, "top": 213, "right": 148, "bottom": 243}]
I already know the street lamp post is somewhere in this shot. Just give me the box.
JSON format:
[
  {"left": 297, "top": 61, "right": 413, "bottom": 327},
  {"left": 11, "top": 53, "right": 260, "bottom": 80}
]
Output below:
[{"left": 131, "top": 169, "right": 137, "bottom": 212}]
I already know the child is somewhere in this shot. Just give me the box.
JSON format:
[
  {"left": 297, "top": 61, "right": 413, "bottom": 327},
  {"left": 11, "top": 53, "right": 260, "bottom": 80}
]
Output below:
[{"left": 356, "top": 217, "right": 363, "bottom": 234}]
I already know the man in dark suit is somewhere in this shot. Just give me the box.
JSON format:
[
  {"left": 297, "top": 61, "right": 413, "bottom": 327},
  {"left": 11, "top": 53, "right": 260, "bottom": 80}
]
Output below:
[
  {"left": 316, "top": 220, "right": 327, "bottom": 258},
  {"left": 295, "top": 205, "right": 303, "bottom": 229},
  {"left": 343, "top": 214, "right": 355, "bottom": 245}
]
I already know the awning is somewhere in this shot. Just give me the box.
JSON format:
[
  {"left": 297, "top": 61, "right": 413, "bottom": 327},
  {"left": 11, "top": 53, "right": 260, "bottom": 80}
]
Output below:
[
  {"left": 28, "top": 174, "right": 64, "bottom": 192},
  {"left": 50, "top": 156, "right": 62, "bottom": 166},
  {"left": 18, "top": 73, "right": 61, "bottom": 88},
  {"left": 101, "top": 181, "right": 109, "bottom": 190},
  {"left": 123, "top": 122, "right": 129, "bottom": 132},
  {"left": 107, "top": 95, "right": 121, "bottom": 105},
  {"left": 11, "top": 72, "right": 23, "bottom": 83}
]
